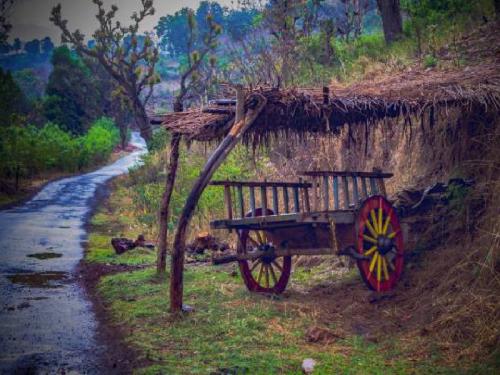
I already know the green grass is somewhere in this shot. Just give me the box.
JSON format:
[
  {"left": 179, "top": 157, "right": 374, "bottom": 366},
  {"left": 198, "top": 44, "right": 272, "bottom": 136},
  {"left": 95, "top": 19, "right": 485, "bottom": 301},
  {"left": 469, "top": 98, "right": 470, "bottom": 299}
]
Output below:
[
  {"left": 87, "top": 177, "right": 497, "bottom": 374},
  {"left": 99, "top": 266, "right": 419, "bottom": 374},
  {"left": 85, "top": 233, "right": 156, "bottom": 266}
]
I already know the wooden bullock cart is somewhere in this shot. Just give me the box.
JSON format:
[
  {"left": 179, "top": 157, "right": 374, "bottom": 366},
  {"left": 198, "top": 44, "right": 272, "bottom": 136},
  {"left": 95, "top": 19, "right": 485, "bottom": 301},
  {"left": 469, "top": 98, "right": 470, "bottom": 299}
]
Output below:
[{"left": 210, "top": 170, "right": 405, "bottom": 294}]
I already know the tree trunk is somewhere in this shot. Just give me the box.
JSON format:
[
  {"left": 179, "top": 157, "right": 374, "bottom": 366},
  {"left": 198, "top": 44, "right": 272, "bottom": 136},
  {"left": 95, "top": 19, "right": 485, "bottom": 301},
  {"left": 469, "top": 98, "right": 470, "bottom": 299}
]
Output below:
[
  {"left": 134, "top": 99, "right": 152, "bottom": 142},
  {"left": 156, "top": 133, "right": 181, "bottom": 274},
  {"left": 169, "top": 93, "right": 267, "bottom": 314},
  {"left": 353, "top": 0, "right": 363, "bottom": 38},
  {"left": 119, "top": 122, "right": 128, "bottom": 149},
  {"left": 376, "top": 0, "right": 403, "bottom": 44},
  {"left": 320, "top": 19, "right": 335, "bottom": 66}
]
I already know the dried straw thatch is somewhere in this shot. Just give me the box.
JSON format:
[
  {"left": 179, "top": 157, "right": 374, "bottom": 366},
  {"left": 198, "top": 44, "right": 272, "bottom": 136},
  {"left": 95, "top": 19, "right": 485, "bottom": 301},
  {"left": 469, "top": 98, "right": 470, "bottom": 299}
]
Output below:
[{"left": 159, "top": 62, "right": 500, "bottom": 144}]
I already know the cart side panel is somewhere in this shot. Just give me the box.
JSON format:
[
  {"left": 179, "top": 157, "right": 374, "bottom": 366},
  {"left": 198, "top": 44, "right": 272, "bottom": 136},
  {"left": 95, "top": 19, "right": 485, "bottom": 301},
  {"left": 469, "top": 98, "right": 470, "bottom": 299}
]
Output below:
[{"left": 266, "top": 222, "right": 355, "bottom": 255}]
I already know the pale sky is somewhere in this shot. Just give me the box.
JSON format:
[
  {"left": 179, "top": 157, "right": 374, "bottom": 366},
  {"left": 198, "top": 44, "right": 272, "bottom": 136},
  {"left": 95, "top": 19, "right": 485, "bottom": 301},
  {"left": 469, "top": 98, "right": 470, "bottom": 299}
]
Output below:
[{"left": 10, "top": 0, "right": 236, "bottom": 42}]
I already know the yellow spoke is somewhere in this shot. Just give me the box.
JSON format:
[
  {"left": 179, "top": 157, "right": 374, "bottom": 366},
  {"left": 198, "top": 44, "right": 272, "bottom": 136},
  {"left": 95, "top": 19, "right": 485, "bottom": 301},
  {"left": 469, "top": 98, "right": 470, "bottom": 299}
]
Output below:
[
  {"left": 247, "top": 235, "right": 259, "bottom": 248},
  {"left": 272, "top": 260, "right": 283, "bottom": 272},
  {"left": 378, "top": 205, "right": 383, "bottom": 235},
  {"left": 382, "top": 256, "right": 390, "bottom": 281},
  {"left": 382, "top": 210, "right": 392, "bottom": 235},
  {"left": 376, "top": 254, "right": 382, "bottom": 282},
  {"left": 370, "top": 210, "right": 380, "bottom": 233},
  {"left": 250, "top": 260, "right": 261, "bottom": 273},
  {"left": 255, "top": 230, "right": 265, "bottom": 244},
  {"left": 364, "top": 245, "right": 377, "bottom": 256},
  {"left": 364, "top": 219, "right": 378, "bottom": 238},
  {"left": 363, "top": 234, "right": 378, "bottom": 245},
  {"left": 269, "top": 264, "right": 278, "bottom": 285},
  {"left": 388, "top": 230, "right": 400, "bottom": 239},
  {"left": 369, "top": 252, "right": 378, "bottom": 273},
  {"left": 257, "top": 264, "right": 264, "bottom": 284},
  {"left": 264, "top": 265, "right": 270, "bottom": 288}
]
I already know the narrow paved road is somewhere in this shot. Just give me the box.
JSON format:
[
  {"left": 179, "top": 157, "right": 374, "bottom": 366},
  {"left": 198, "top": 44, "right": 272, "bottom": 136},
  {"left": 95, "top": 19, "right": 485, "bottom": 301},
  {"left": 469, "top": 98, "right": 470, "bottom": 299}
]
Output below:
[{"left": 0, "top": 133, "right": 146, "bottom": 373}]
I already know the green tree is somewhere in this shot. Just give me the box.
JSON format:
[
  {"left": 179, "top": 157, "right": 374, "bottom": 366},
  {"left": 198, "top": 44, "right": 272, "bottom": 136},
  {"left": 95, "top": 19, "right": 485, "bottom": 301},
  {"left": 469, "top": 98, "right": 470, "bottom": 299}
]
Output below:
[
  {"left": 50, "top": 0, "right": 159, "bottom": 142},
  {"left": 13, "top": 69, "right": 45, "bottom": 102},
  {"left": 376, "top": 0, "right": 403, "bottom": 43},
  {"left": 0, "top": 68, "right": 27, "bottom": 126},
  {"left": 44, "top": 46, "right": 100, "bottom": 135}
]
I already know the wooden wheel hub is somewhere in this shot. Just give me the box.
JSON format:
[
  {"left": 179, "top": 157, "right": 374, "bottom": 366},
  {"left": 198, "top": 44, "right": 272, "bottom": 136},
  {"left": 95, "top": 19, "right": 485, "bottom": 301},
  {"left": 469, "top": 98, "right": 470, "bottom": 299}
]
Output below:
[
  {"left": 376, "top": 236, "right": 394, "bottom": 255},
  {"left": 356, "top": 195, "right": 404, "bottom": 292},
  {"left": 237, "top": 208, "right": 292, "bottom": 294}
]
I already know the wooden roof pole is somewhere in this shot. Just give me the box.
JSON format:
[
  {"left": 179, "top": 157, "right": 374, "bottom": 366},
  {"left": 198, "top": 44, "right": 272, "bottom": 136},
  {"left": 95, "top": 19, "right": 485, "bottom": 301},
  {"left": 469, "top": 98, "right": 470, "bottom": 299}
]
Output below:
[
  {"left": 156, "top": 132, "right": 181, "bottom": 274},
  {"left": 169, "top": 92, "right": 267, "bottom": 314}
]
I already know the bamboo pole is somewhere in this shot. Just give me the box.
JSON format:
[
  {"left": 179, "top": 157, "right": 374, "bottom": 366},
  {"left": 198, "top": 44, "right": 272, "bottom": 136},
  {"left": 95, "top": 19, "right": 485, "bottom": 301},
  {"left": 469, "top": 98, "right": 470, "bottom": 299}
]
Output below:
[{"left": 169, "top": 93, "right": 267, "bottom": 314}]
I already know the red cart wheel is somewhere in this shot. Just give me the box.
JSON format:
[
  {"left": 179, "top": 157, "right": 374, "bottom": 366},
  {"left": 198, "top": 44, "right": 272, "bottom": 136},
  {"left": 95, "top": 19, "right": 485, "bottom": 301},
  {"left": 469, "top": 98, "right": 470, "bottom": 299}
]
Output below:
[
  {"left": 356, "top": 195, "right": 404, "bottom": 292},
  {"left": 237, "top": 208, "right": 292, "bottom": 294}
]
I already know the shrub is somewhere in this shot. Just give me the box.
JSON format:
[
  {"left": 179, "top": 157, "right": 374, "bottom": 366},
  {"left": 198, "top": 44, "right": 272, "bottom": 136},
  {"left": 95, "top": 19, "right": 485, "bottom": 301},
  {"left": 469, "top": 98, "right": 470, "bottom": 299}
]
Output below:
[
  {"left": 81, "top": 117, "right": 120, "bottom": 166},
  {"left": 0, "top": 117, "right": 120, "bottom": 191}
]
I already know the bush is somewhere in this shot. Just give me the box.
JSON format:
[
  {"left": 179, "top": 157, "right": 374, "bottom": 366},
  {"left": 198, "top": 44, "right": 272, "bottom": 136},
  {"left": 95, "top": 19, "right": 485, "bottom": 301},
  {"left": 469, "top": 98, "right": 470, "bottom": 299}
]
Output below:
[
  {"left": 0, "top": 117, "right": 120, "bottom": 191},
  {"left": 81, "top": 117, "right": 120, "bottom": 166}
]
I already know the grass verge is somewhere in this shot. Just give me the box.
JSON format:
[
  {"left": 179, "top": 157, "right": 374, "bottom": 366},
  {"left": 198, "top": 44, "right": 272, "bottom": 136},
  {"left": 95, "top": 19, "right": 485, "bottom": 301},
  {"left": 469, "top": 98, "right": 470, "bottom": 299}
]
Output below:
[{"left": 85, "top": 179, "right": 499, "bottom": 374}]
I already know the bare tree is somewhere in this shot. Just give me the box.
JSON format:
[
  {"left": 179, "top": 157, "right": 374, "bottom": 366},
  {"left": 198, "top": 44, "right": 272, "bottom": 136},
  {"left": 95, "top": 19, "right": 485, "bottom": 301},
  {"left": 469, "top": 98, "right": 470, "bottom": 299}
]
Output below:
[
  {"left": 172, "top": 9, "right": 221, "bottom": 112},
  {"left": 376, "top": 0, "right": 403, "bottom": 44},
  {"left": 0, "top": 0, "right": 14, "bottom": 44},
  {"left": 263, "top": 0, "right": 303, "bottom": 87},
  {"left": 156, "top": 9, "right": 221, "bottom": 275},
  {"left": 50, "top": 0, "right": 159, "bottom": 142}
]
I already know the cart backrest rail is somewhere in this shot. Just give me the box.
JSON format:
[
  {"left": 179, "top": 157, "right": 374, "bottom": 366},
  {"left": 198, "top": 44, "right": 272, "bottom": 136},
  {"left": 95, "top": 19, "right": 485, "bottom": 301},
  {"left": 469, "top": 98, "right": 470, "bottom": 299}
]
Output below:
[
  {"left": 210, "top": 180, "right": 312, "bottom": 219},
  {"left": 299, "top": 170, "right": 393, "bottom": 212},
  {"left": 210, "top": 170, "right": 393, "bottom": 220}
]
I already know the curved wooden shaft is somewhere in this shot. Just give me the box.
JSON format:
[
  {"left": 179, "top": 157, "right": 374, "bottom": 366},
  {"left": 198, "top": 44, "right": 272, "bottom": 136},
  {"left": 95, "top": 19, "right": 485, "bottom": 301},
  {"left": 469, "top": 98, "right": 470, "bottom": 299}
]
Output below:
[{"left": 169, "top": 93, "right": 267, "bottom": 313}]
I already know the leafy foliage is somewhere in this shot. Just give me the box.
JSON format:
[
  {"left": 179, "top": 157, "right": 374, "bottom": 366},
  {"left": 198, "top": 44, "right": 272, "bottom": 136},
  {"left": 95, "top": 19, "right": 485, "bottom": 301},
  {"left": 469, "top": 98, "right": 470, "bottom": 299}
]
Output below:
[
  {"left": 0, "top": 68, "right": 28, "bottom": 126},
  {"left": 50, "top": 0, "right": 159, "bottom": 142},
  {"left": 12, "top": 69, "right": 46, "bottom": 103},
  {"left": 44, "top": 46, "right": 101, "bottom": 135},
  {"left": 127, "top": 143, "right": 264, "bottom": 232},
  {"left": 0, "top": 117, "right": 120, "bottom": 190}
]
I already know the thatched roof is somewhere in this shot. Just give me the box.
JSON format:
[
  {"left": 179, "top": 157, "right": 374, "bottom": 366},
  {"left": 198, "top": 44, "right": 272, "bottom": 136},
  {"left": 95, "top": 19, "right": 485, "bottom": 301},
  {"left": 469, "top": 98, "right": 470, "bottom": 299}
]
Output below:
[{"left": 158, "top": 62, "right": 500, "bottom": 143}]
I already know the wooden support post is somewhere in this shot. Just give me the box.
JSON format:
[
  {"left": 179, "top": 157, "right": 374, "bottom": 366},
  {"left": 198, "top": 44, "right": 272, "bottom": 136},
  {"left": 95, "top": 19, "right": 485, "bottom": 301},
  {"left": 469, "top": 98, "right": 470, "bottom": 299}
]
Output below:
[
  {"left": 237, "top": 185, "right": 244, "bottom": 218},
  {"left": 260, "top": 186, "right": 268, "bottom": 214},
  {"left": 361, "top": 177, "right": 369, "bottom": 198},
  {"left": 293, "top": 186, "right": 300, "bottom": 212},
  {"left": 272, "top": 186, "right": 279, "bottom": 215},
  {"left": 323, "top": 86, "right": 330, "bottom": 104},
  {"left": 342, "top": 176, "right": 350, "bottom": 209},
  {"left": 323, "top": 175, "right": 330, "bottom": 210},
  {"left": 157, "top": 133, "right": 181, "bottom": 274},
  {"left": 283, "top": 186, "right": 290, "bottom": 213},
  {"left": 333, "top": 176, "right": 339, "bottom": 210},
  {"left": 224, "top": 185, "right": 233, "bottom": 220},
  {"left": 304, "top": 187, "right": 311, "bottom": 212},
  {"left": 249, "top": 186, "right": 256, "bottom": 217},
  {"left": 352, "top": 176, "right": 360, "bottom": 207},
  {"left": 370, "top": 177, "right": 378, "bottom": 195},
  {"left": 169, "top": 93, "right": 267, "bottom": 314},
  {"left": 312, "top": 178, "right": 319, "bottom": 211}
]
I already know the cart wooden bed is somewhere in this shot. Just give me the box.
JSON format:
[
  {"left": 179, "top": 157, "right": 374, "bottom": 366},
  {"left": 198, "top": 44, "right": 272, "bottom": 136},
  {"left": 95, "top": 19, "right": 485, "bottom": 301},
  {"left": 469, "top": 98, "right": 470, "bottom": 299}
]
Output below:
[{"left": 210, "top": 170, "right": 405, "bottom": 294}]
